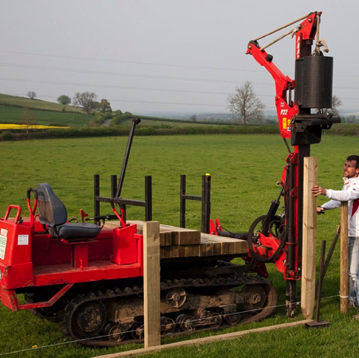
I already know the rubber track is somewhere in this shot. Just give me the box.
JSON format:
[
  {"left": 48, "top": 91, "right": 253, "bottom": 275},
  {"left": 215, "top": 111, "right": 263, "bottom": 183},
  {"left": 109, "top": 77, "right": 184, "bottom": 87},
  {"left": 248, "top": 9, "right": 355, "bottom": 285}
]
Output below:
[{"left": 59, "top": 273, "right": 277, "bottom": 347}]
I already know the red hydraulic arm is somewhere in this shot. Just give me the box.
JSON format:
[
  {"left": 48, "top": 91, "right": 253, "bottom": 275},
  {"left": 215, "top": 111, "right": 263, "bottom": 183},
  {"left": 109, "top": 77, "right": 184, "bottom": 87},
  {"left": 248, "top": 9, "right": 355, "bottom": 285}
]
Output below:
[{"left": 246, "top": 12, "right": 320, "bottom": 140}]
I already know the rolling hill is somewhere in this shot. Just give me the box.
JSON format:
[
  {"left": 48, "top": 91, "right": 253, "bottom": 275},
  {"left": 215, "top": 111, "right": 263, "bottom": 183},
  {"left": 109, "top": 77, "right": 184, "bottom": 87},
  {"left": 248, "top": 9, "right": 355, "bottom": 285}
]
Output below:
[{"left": 0, "top": 94, "right": 233, "bottom": 128}]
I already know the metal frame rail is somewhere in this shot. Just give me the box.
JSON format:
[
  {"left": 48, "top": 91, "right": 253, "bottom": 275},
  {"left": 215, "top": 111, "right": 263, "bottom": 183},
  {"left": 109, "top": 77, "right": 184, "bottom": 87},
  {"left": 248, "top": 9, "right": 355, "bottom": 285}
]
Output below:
[
  {"left": 94, "top": 174, "right": 152, "bottom": 224},
  {"left": 180, "top": 174, "right": 211, "bottom": 233}
]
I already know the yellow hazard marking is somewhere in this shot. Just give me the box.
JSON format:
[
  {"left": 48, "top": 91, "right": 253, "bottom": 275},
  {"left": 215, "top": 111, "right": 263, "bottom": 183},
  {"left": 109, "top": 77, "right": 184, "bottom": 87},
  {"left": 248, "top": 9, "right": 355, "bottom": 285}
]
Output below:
[{"left": 283, "top": 118, "right": 287, "bottom": 130}]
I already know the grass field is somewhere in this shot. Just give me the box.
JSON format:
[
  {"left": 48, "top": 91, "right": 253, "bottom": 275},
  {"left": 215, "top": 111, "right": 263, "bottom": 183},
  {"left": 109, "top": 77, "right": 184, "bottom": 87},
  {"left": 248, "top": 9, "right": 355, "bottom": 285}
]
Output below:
[{"left": 0, "top": 133, "right": 358, "bottom": 357}]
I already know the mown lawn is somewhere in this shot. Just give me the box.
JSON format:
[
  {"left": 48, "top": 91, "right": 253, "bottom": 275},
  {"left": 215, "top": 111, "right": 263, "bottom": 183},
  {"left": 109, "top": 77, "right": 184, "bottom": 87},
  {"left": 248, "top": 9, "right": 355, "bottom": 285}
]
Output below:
[{"left": 0, "top": 133, "right": 357, "bottom": 357}]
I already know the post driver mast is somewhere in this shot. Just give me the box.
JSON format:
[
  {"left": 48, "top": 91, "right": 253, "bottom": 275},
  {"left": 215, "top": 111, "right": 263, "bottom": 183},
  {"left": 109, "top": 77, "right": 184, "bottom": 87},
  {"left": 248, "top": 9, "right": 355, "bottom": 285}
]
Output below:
[{"left": 246, "top": 12, "right": 340, "bottom": 316}]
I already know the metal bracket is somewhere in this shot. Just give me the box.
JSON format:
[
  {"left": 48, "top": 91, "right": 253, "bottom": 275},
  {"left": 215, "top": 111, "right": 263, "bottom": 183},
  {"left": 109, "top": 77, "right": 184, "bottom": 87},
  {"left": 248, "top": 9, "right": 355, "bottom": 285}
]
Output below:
[{"left": 291, "top": 114, "right": 341, "bottom": 145}]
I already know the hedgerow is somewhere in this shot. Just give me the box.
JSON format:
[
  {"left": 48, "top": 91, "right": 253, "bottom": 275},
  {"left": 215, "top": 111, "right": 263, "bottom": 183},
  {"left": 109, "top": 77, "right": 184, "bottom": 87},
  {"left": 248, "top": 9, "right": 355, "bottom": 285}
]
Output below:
[
  {"left": 0, "top": 125, "right": 280, "bottom": 141},
  {"left": 0, "top": 123, "right": 358, "bottom": 141}
]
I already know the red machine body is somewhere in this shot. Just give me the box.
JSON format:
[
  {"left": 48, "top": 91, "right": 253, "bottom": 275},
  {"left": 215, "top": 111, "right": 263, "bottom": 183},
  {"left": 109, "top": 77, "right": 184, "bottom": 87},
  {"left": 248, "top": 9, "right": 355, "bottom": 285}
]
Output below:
[{"left": 0, "top": 207, "right": 143, "bottom": 312}]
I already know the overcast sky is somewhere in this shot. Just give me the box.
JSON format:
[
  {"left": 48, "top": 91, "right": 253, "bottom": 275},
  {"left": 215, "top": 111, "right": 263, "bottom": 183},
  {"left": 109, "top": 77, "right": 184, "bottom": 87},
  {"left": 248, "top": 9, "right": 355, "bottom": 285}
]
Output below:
[{"left": 0, "top": 0, "right": 358, "bottom": 114}]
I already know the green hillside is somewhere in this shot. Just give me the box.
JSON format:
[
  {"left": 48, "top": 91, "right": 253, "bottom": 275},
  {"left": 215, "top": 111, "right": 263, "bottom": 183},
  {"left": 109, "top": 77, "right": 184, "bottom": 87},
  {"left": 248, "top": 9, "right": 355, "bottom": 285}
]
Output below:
[
  {"left": 0, "top": 94, "right": 93, "bottom": 127},
  {"left": 0, "top": 93, "right": 231, "bottom": 129},
  {"left": 0, "top": 93, "right": 84, "bottom": 112},
  {"left": 0, "top": 104, "right": 95, "bottom": 127}
]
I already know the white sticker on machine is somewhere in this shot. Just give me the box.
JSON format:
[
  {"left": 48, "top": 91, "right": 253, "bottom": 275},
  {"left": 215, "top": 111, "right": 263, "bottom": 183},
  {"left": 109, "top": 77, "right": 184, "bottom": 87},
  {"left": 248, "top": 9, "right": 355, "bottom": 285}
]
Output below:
[
  {"left": 18, "top": 235, "right": 29, "bottom": 246},
  {"left": 0, "top": 234, "right": 7, "bottom": 260}
]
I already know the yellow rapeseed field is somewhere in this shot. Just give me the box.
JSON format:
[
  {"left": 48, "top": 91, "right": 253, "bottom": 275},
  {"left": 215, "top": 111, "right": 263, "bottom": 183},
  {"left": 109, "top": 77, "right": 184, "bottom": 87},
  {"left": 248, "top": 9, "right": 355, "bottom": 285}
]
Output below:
[{"left": 0, "top": 124, "right": 66, "bottom": 129}]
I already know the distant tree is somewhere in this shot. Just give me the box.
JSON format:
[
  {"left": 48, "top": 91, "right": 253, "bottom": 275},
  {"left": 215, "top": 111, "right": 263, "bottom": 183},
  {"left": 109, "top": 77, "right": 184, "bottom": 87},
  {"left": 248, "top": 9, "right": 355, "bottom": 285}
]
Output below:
[
  {"left": 88, "top": 114, "right": 105, "bottom": 127},
  {"left": 21, "top": 107, "right": 37, "bottom": 134},
  {"left": 227, "top": 81, "right": 265, "bottom": 127},
  {"left": 111, "top": 110, "right": 125, "bottom": 126},
  {"left": 331, "top": 95, "right": 342, "bottom": 116},
  {"left": 344, "top": 115, "right": 356, "bottom": 123},
  {"left": 73, "top": 92, "right": 97, "bottom": 113},
  {"left": 97, "top": 98, "right": 112, "bottom": 113},
  {"left": 123, "top": 111, "right": 133, "bottom": 118},
  {"left": 189, "top": 114, "right": 197, "bottom": 121},
  {"left": 27, "top": 91, "right": 36, "bottom": 100},
  {"left": 57, "top": 95, "right": 71, "bottom": 105},
  {"left": 324, "top": 95, "right": 342, "bottom": 117}
]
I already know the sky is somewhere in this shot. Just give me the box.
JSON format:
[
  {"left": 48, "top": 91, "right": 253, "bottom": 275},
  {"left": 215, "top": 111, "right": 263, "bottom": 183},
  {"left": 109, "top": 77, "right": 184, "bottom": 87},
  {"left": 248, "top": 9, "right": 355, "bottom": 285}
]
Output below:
[{"left": 0, "top": 0, "right": 358, "bottom": 115}]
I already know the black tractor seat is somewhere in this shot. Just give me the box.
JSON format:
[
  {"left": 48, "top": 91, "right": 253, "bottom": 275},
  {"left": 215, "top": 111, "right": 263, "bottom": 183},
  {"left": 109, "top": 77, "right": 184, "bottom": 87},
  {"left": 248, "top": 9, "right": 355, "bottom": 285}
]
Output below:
[{"left": 36, "top": 183, "right": 101, "bottom": 240}]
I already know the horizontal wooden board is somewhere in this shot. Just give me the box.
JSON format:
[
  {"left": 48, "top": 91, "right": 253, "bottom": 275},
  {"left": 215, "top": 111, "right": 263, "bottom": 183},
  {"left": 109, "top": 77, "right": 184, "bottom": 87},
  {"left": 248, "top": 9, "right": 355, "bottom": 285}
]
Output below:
[
  {"left": 105, "top": 220, "right": 201, "bottom": 246},
  {"left": 160, "top": 224, "right": 201, "bottom": 246},
  {"left": 103, "top": 221, "right": 247, "bottom": 259},
  {"left": 201, "top": 233, "right": 247, "bottom": 255}
]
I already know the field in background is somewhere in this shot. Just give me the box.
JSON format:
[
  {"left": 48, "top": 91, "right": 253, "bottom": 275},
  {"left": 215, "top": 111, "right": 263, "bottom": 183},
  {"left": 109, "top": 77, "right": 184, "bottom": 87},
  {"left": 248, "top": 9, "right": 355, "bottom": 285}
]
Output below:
[
  {"left": 0, "top": 93, "right": 84, "bottom": 112},
  {"left": 0, "top": 93, "right": 236, "bottom": 131},
  {"left": 2, "top": 93, "right": 359, "bottom": 140},
  {"left": 0, "top": 134, "right": 357, "bottom": 357},
  {"left": 0, "top": 103, "right": 93, "bottom": 127}
]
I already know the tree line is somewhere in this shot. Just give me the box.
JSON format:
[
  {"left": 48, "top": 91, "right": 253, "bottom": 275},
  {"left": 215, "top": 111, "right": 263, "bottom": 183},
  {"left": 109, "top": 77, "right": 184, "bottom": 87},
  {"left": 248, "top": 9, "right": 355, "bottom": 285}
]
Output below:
[
  {"left": 57, "top": 92, "right": 112, "bottom": 114},
  {"left": 26, "top": 91, "right": 114, "bottom": 115}
]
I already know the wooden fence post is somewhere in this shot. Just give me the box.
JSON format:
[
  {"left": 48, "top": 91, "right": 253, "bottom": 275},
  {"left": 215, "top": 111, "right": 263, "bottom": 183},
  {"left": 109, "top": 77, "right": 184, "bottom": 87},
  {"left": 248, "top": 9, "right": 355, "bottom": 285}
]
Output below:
[
  {"left": 143, "top": 221, "right": 161, "bottom": 348},
  {"left": 340, "top": 202, "right": 348, "bottom": 313},
  {"left": 301, "top": 157, "right": 317, "bottom": 319}
]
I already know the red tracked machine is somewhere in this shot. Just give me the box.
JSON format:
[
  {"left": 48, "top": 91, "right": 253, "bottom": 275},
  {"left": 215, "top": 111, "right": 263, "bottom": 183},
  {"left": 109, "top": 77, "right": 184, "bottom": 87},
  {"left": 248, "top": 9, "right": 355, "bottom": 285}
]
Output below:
[
  {"left": 0, "top": 118, "right": 278, "bottom": 346},
  {"left": 0, "top": 12, "right": 339, "bottom": 346}
]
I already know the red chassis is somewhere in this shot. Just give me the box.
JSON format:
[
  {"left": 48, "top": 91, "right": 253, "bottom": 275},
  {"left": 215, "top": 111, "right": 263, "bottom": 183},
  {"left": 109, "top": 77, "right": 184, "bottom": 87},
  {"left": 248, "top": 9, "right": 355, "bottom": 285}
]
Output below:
[{"left": 0, "top": 204, "right": 143, "bottom": 312}]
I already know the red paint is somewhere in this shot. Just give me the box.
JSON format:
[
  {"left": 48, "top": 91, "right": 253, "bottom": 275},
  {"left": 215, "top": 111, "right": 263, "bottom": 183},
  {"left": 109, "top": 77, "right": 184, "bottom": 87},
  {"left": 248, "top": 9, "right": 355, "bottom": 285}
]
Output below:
[{"left": 0, "top": 208, "right": 144, "bottom": 311}]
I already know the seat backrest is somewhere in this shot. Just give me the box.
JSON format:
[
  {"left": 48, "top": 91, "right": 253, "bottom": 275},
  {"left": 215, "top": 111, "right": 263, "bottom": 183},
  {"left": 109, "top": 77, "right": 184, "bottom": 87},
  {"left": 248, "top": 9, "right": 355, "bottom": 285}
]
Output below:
[{"left": 36, "top": 183, "right": 67, "bottom": 227}]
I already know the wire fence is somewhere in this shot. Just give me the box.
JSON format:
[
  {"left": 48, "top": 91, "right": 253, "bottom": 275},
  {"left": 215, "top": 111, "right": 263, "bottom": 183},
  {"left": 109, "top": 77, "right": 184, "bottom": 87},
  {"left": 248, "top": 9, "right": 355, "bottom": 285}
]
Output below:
[{"left": 0, "top": 293, "right": 342, "bottom": 357}]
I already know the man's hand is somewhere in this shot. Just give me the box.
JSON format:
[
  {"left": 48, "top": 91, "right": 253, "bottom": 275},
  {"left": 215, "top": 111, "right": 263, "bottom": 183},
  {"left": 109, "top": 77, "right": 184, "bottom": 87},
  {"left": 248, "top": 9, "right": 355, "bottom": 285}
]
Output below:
[{"left": 312, "top": 185, "right": 327, "bottom": 197}]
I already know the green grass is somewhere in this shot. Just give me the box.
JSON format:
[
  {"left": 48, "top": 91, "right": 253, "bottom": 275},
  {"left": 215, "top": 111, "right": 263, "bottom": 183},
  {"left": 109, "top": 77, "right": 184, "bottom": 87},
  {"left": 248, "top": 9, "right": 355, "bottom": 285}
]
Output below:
[{"left": 0, "top": 134, "right": 357, "bottom": 357}]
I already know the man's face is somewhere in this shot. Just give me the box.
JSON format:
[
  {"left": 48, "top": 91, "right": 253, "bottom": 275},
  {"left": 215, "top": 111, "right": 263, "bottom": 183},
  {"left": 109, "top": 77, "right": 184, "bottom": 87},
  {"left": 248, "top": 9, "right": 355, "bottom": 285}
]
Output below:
[{"left": 344, "top": 160, "right": 359, "bottom": 178}]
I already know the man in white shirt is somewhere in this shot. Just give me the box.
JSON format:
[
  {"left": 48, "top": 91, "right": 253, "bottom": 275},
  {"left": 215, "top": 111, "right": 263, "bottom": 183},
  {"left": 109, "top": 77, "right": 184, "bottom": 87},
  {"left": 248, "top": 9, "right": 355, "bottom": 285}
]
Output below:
[{"left": 312, "top": 155, "right": 359, "bottom": 308}]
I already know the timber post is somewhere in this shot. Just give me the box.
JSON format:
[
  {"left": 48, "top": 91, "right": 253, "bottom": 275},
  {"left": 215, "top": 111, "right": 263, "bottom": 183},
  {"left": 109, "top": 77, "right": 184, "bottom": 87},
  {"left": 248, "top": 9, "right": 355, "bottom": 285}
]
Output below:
[
  {"left": 340, "top": 202, "right": 348, "bottom": 313},
  {"left": 143, "top": 221, "right": 161, "bottom": 348},
  {"left": 301, "top": 157, "right": 317, "bottom": 319}
]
